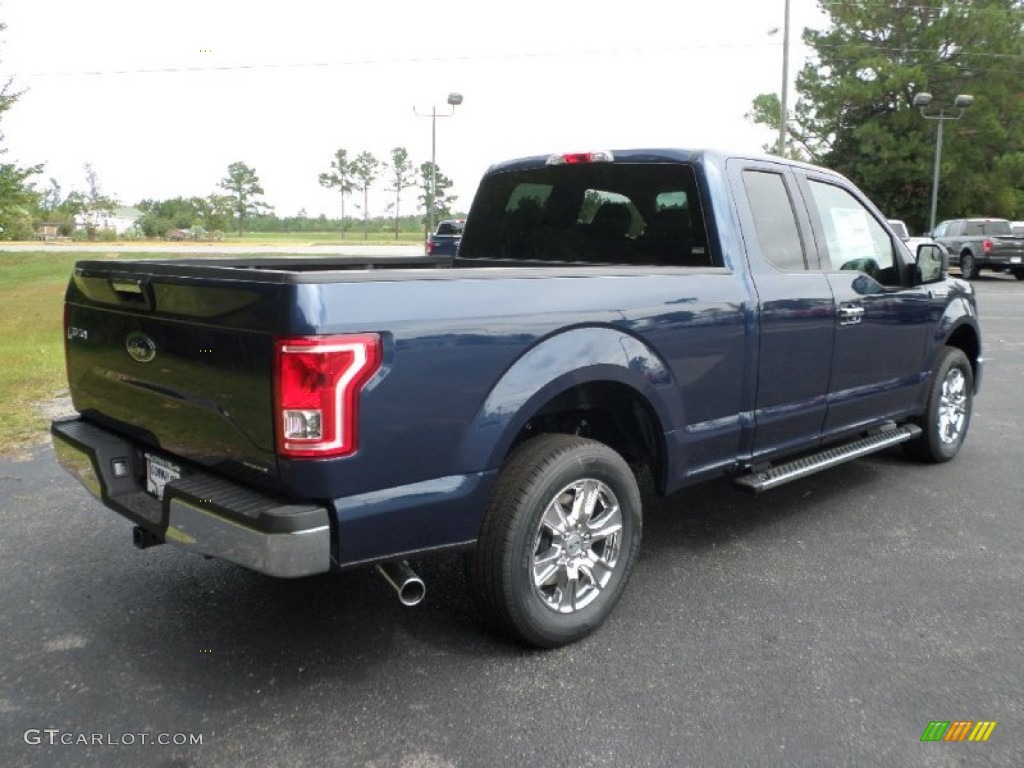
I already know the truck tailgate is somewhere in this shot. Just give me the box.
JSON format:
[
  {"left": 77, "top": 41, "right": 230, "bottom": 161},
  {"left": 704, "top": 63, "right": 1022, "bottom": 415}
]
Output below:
[
  {"left": 64, "top": 263, "right": 283, "bottom": 484},
  {"left": 992, "top": 236, "right": 1024, "bottom": 259}
]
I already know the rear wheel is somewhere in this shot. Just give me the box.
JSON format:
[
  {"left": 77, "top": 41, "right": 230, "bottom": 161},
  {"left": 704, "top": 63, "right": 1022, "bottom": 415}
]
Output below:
[
  {"left": 1014, "top": 270, "right": 1024, "bottom": 281},
  {"left": 467, "top": 434, "right": 642, "bottom": 648},
  {"left": 959, "top": 252, "right": 978, "bottom": 280},
  {"left": 903, "top": 346, "right": 973, "bottom": 463}
]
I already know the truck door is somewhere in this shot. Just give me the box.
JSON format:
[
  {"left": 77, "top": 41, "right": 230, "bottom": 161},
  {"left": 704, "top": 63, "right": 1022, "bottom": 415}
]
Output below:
[
  {"left": 729, "top": 161, "right": 835, "bottom": 458},
  {"left": 796, "top": 174, "right": 933, "bottom": 437}
]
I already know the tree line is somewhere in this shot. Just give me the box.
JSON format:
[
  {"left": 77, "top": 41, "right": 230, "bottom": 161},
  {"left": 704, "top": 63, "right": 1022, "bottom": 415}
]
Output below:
[
  {"left": 211, "top": 150, "right": 458, "bottom": 238},
  {"left": 318, "top": 147, "right": 457, "bottom": 239},
  {"left": 5, "top": 149, "right": 460, "bottom": 241}
]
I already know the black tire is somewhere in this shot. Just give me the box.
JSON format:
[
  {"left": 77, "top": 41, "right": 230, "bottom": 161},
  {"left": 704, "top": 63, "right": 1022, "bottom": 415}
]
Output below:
[
  {"left": 959, "top": 252, "right": 978, "bottom": 280},
  {"left": 1014, "top": 270, "right": 1024, "bottom": 281},
  {"left": 903, "top": 346, "right": 974, "bottom": 463},
  {"left": 467, "top": 434, "right": 642, "bottom": 648}
]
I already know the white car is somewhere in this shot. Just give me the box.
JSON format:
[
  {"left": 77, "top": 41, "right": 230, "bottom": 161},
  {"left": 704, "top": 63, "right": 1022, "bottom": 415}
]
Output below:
[{"left": 888, "top": 218, "right": 938, "bottom": 257}]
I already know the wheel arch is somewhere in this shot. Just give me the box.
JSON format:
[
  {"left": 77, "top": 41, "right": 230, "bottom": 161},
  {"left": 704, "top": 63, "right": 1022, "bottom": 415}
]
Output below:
[
  {"left": 455, "top": 327, "right": 680, "bottom": 494},
  {"left": 945, "top": 321, "right": 981, "bottom": 389}
]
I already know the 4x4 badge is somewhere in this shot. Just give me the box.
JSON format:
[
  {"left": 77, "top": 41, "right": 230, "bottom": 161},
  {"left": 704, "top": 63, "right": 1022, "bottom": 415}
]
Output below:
[{"left": 126, "top": 332, "right": 157, "bottom": 363}]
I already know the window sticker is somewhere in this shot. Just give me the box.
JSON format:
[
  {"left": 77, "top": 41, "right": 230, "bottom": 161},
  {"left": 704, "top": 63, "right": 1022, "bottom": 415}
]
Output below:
[{"left": 830, "top": 208, "right": 876, "bottom": 261}]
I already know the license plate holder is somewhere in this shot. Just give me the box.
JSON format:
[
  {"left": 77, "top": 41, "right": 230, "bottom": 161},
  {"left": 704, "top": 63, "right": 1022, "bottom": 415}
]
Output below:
[
  {"left": 1011, "top": 256, "right": 1021, "bottom": 264},
  {"left": 146, "top": 454, "right": 181, "bottom": 501}
]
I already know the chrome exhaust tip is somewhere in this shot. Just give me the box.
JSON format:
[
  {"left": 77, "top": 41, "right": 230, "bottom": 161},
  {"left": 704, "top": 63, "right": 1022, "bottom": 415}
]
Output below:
[{"left": 375, "top": 560, "right": 426, "bottom": 607}]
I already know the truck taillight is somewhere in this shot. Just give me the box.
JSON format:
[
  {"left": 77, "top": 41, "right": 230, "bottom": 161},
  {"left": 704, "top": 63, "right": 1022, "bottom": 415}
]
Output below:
[
  {"left": 425, "top": 238, "right": 434, "bottom": 255},
  {"left": 983, "top": 238, "right": 992, "bottom": 253},
  {"left": 274, "top": 334, "right": 382, "bottom": 459}
]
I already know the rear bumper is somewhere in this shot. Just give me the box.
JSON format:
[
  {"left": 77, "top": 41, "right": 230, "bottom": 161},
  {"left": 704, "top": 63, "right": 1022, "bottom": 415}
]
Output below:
[
  {"left": 978, "top": 252, "right": 1024, "bottom": 267},
  {"left": 51, "top": 418, "right": 331, "bottom": 578}
]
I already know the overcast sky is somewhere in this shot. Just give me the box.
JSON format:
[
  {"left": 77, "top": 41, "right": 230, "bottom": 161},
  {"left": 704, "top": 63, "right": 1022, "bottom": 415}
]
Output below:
[{"left": 2, "top": 0, "right": 827, "bottom": 218}]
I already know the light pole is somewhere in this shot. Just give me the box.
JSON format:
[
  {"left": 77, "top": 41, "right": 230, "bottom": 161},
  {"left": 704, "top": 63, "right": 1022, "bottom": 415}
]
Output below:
[
  {"left": 778, "top": 0, "right": 791, "bottom": 156},
  {"left": 414, "top": 92, "right": 463, "bottom": 235},
  {"left": 913, "top": 92, "right": 974, "bottom": 233}
]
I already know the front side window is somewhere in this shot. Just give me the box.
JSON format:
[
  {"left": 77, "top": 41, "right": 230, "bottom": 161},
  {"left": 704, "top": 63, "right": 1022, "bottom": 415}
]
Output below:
[{"left": 806, "top": 180, "right": 898, "bottom": 285}]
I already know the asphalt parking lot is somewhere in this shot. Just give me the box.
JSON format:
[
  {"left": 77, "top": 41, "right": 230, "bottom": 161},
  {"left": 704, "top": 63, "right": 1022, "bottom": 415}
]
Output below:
[{"left": 2, "top": 275, "right": 1021, "bottom": 767}]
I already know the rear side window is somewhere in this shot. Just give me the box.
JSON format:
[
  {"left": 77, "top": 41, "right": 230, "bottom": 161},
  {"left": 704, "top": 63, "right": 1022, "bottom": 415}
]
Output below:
[
  {"left": 458, "top": 163, "right": 714, "bottom": 267},
  {"left": 742, "top": 170, "right": 807, "bottom": 271},
  {"left": 983, "top": 220, "right": 1011, "bottom": 236}
]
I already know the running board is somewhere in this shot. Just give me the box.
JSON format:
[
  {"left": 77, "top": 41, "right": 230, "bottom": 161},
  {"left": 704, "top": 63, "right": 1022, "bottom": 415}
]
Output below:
[{"left": 734, "top": 424, "right": 922, "bottom": 494}]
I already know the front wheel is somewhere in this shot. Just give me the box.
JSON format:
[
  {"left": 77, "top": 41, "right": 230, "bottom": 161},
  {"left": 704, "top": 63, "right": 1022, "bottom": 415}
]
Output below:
[
  {"left": 903, "top": 346, "right": 974, "bottom": 463},
  {"left": 467, "top": 434, "right": 642, "bottom": 648},
  {"left": 959, "top": 252, "right": 978, "bottom": 280}
]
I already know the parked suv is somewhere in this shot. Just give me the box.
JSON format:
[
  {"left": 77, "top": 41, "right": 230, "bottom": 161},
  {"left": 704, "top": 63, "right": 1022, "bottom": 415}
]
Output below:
[{"left": 931, "top": 218, "right": 1024, "bottom": 279}]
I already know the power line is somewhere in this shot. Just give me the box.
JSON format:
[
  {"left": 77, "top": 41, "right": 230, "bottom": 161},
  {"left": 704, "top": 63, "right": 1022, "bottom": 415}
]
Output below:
[
  {"left": 16, "top": 41, "right": 817, "bottom": 78},
  {"left": 20, "top": 38, "right": 1021, "bottom": 80}
]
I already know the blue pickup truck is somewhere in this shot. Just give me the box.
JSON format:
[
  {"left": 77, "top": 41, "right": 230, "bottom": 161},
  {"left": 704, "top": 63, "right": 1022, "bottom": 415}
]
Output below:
[
  {"left": 52, "top": 149, "right": 981, "bottom": 647},
  {"left": 424, "top": 218, "right": 464, "bottom": 257}
]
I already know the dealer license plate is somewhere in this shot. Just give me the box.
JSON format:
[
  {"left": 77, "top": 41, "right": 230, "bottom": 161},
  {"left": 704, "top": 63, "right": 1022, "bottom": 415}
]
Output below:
[{"left": 146, "top": 454, "right": 181, "bottom": 501}]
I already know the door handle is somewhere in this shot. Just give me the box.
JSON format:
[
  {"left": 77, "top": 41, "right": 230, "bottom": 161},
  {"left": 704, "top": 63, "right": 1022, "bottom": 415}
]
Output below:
[{"left": 839, "top": 303, "right": 865, "bottom": 326}]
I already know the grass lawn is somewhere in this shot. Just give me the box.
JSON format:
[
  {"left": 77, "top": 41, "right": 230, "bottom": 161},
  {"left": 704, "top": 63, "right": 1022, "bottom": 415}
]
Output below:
[{"left": 0, "top": 251, "right": 171, "bottom": 456}]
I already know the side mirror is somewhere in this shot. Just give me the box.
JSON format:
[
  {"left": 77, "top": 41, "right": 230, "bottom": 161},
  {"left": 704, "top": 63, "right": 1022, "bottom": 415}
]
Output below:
[{"left": 915, "top": 242, "right": 948, "bottom": 284}]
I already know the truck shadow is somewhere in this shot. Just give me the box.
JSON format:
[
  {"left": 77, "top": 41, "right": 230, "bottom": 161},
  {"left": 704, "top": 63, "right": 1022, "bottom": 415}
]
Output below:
[
  {"left": 640, "top": 450, "right": 895, "bottom": 555},
  {"left": 67, "top": 450, "right": 906, "bottom": 698}
]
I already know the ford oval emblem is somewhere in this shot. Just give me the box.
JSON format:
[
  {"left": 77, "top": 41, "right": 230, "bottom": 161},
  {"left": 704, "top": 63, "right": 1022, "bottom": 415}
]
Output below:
[{"left": 126, "top": 332, "right": 157, "bottom": 363}]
